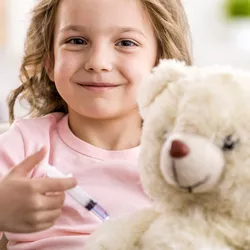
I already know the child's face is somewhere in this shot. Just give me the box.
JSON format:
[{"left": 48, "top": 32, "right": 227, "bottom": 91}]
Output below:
[{"left": 50, "top": 0, "right": 157, "bottom": 120}]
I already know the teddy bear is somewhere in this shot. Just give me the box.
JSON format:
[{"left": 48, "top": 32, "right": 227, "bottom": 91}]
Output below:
[{"left": 84, "top": 59, "right": 250, "bottom": 250}]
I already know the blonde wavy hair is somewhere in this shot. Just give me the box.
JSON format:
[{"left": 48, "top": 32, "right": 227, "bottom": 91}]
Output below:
[{"left": 8, "top": 0, "right": 192, "bottom": 123}]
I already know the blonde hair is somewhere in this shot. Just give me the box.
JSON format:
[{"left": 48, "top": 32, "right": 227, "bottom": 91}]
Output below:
[{"left": 8, "top": 0, "right": 192, "bottom": 123}]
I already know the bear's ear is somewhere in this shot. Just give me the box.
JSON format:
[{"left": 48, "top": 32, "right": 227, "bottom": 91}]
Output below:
[{"left": 137, "top": 59, "right": 189, "bottom": 119}]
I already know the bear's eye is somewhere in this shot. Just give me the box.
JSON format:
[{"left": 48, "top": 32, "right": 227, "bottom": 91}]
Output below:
[{"left": 222, "top": 135, "right": 238, "bottom": 151}]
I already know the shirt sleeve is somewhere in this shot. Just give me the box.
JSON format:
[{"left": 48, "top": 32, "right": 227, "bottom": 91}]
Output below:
[
  {"left": 0, "top": 122, "right": 25, "bottom": 177},
  {"left": 0, "top": 123, "right": 25, "bottom": 237}
]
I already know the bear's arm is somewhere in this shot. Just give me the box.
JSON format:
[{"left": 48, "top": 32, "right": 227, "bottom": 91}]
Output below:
[
  {"left": 84, "top": 208, "right": 159, "bottom": 250},
  {"left": 140, "top": 213, "right": 233, "bottom": 250}
]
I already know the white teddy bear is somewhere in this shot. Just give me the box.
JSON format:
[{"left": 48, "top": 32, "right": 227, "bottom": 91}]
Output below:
[{"left": 85, "top": 59, "right": 250, "bottom": 250}]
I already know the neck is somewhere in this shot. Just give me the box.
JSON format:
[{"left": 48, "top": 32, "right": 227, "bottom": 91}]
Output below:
[{"left": 68, "top": 109, "right": 142, "bottom": 150}]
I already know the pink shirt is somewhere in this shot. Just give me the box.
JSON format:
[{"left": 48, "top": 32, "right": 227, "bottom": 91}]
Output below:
[{"left": 0, "top": 113, "right": 151, "bottom": 250}]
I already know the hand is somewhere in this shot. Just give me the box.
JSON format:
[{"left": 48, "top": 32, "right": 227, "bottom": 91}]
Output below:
[{"left": 0, "top": 148, "right": 77, "bottom": 233}]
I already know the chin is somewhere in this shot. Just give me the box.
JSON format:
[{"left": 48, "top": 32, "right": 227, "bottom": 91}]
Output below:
[
  {"left": 78, "top": 108, "right": 123, "bottom": 120},
  {"left": 69, "top": 102, "right": 138, "bottom": 120}
]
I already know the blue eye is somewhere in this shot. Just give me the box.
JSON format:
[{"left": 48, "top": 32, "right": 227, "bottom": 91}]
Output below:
[
  {"left": 116, "top": 40, "right": 138, "bottom": 47},
  {"left": 66, "top": 38, "right": 87, "bottom": 45}
]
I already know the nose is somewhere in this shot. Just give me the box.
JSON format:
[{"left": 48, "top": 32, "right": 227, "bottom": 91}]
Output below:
[
  {"left": 169, "top": 140, "right": 189, "bottom": 158},
  {"left": 84, "top": 45, "right": 113, "bottom": 73}
]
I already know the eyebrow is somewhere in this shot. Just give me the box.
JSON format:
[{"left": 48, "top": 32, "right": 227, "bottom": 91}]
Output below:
[
  {"left": 60, "top": 25, "right": 86, "bottom": 33},
  {"left": 59, "top": 25, "right": 147, "bottom": 38}
]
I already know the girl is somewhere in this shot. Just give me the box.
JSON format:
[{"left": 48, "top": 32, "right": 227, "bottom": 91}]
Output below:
[{"left": 0, "top": 0, "right": 192, "bottom": 249}]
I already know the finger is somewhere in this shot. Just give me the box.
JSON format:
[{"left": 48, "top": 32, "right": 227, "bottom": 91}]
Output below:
[
  {"left": 6, "top": 221, "right": 55, "bottom": 234},
  {"left": 37, "top": 209, "right": 62, "bottom": 224},
  {"left": 27, "top": 222, "right": 54, "bottom": 233},
  {"left": 9, "top": 147, "right": 46, "bottom": 178},
  {"left": 34, "top": 221, "right": 55, "bottom": 232},
  {"left": 34, "top": 177, "right": 77, "bottom": 193},
  {"left": 27, "top": 209, "right": 61, "bottom": 232},
  {"left": 41, "top": 193, "right": 65, "bottom": 210}
]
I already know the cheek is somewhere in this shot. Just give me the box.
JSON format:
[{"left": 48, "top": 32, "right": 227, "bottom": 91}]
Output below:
[
  {"left": 125, "top": 62, "right": 153, "bottom": 87},
  {"left": 53, "top": 51, "right": 79, "bottom": 82},
  {"left": 118, "top": 46, "right": 156, "bottom": 85}
]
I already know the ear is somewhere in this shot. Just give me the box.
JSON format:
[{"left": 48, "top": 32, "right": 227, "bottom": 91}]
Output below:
[
  {"left": 44, "top": 54, "right": 55, "bottom": 82},
  {"left": 137, "top": 59, "right": 189, "bottom": 119}
]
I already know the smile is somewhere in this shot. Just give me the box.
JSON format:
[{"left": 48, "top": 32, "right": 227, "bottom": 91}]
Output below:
[
  {"left": 76, "top": 82, "right": 120, "bottom": 92},
  {"left": 171, "top": 160, "right": 210, "bottom": 193}
]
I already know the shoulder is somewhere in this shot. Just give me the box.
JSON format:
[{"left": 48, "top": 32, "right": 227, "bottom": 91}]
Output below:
[
  {"left": 0, "top": 112, "right": 66, "bottom": 157},
  {"left": 14, "top": 112, "right": 65, "bottom": 134},
  {"left": 0, "top": 113, "right": 66, "bottom": 173}
]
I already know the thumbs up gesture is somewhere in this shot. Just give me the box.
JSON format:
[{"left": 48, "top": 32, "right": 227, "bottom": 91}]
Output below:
[{"left": 0, "top": 148, "right": 77, "bottom": 233}]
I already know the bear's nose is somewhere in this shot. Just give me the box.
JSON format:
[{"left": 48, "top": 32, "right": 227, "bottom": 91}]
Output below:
[{"left": 169, "top": 140, "right": 189, "bottom": 158}]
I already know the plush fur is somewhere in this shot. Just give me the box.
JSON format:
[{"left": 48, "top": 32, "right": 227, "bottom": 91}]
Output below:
[{"left": 85, "top": 59, "right": 250, "bottom": 250}]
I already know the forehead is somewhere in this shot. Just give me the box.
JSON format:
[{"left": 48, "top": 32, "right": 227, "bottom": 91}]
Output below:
[
  {"left": 184, "top": 73, "right": 250, "bottom": 105},
  {"left": 55, "top": 0, "right": 154, "bottom": 36},
  {"left": 176, "top": 73, "right": 250, "bottom": 128}
]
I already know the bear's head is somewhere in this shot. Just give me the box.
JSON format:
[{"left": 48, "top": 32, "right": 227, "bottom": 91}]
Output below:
[{"left": 137, "top": 59, "right": 250, "bottom": 221}]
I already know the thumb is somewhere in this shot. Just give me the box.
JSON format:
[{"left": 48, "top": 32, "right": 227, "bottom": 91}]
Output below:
[{"left": 8, "top": 147, "right": 47, "bottom": 178}]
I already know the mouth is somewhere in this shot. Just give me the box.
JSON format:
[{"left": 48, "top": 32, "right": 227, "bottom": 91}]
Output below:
[
  {"left": 171, "top": 160, "right": 210, "bottom": 193},
  {"left": 182, "top": 176, "right": 210, "bottom": 193},
  {"left": 76, "top": 82, "right": 120, "bottom": 92}
]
